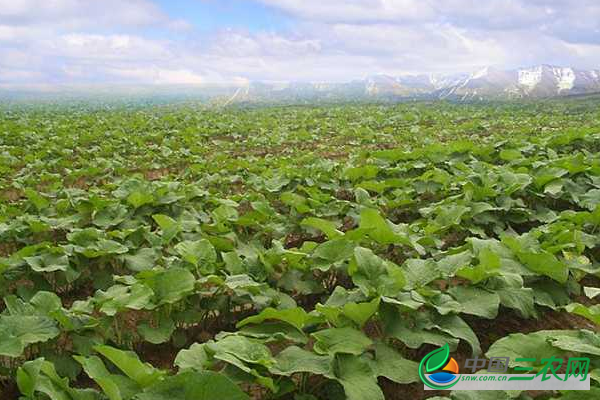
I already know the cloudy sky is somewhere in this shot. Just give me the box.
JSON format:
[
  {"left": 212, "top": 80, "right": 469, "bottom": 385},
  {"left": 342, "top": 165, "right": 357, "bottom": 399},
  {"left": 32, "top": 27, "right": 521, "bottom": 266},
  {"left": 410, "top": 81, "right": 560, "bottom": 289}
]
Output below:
[{"left": 1, "top": 0, "right": 599, "bottom": 85}]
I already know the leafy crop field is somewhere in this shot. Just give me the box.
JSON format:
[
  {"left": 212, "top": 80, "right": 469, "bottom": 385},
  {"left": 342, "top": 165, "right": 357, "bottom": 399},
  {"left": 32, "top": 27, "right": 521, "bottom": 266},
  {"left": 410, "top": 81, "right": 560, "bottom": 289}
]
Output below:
[{"left": 1, "top": 99, "right": 599, "bottom": 400}]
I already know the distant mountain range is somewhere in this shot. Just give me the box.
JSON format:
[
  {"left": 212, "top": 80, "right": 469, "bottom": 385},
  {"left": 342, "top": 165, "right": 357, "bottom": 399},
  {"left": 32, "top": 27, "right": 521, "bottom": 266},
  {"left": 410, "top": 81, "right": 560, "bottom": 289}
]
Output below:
[
  {"left": 2, "top": 65, "right": 599, "bottom": 103},
  {"left": 233, "top": 65, "right": 600, "bottom": 102}
]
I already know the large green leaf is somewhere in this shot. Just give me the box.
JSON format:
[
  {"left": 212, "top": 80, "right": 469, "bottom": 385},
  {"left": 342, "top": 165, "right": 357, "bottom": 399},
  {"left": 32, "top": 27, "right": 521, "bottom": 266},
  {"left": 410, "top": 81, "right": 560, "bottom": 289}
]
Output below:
[
  {"left": 174, "top": 343, "right": 210, "bottom": 371},
  {"left": 549, "top": 329, "right": 600, "bottom": 356},
  {"left": 0, "top": 315, "right": 60, "bottom": 357},
  {"left": 281, "top": 192, "right": 310, "bottom": 213},
  {"left": 24, "top": 248, "right": 69, "bottom": 273},
  {"left": 207, "top": 334, "right": 274, "bottom": 368},
  {"left": 402, "top": 258, "right": 439, "bottom": 289},
  {"left": 174, "top": 239, "right": 216, "bottom": 268},
  {"left": 446, "top": 286, "right": 500, "bottom": 319},
  {"left": 351, "top": 247, "right": 406, "bottom": 296},
  {"left": 152, "top": 214, "right": 180, "bottom": 243},
  {"left": 96, "top": 284, "right": 154, "bottom": 316},
  {"left": 486, "top": 330, "right": 583, "bottom": 368},
  {"left": 239, "top": 321, "right": 308, "bottom": 344},
  {"left": 270, "top": 346, "right": 334, "bottom": 378},
  {"left": 138, "top": 315, "right": 176, "bottom": 345},
  {"left": 359, "top": 208, "right": 407, "bottom": 245},
  {"left": 121, "top": 248, "right": 159, "bottom": 272},
  {"left": 371, "top": 343, "right": 419, "bottom": 384},
  {"left": 17, "top": 358, "right": 101, "bottom": 400},
  {"left": 140, "top": 268, "right": 196, "bottom": 306},
  {"left": 427, "top": 314, "right": 481, "bottom": 356},
  {"left": 206, "top": 335, "right": 275, "bottom": 390},
  {"left": 311, "top": 327, "right": 373, "bottom": 355},
  {"left": 456, "top": 247, "right": 500, "bottom": 283},
  {"left": 312, "top": 238, "right": 355, "bottom": 263},
  {"left": 301, "top": 217, "right": 343, "bottom": 239},
  {"left": 134, "top": 371, "right": 249, "bottom": 400},
  {"left": 335, "top": 354, "right": 384, "bottom": 400},
  {"left": 24, "top": 189, "right": 50, "bottom": 211},
  {"left": 94, "top": 345, "right": 165, "bottom": 388},
  {"left": 342, "top": 297, "right": 381, "bottom": 328},
  {"left": 75, "top": 355, "right": 127, "bottom": 400},
  {"left": 496, "top": 286, "right": 536, "bottom": 318},
  {"left": 127, "top": 191, "right": 154, "bottom": 209},
  {"left": 564, "top": 303, "right": 600, "bottom": 325},
  {"left": 237, "top": 307, "right": 309, "bottom": 331},
  {"left": 516, "top": 250, "right": 569, "bottom": 283},
  {"left": 384, "top": 313, "right": 459, "bottom": 350}
]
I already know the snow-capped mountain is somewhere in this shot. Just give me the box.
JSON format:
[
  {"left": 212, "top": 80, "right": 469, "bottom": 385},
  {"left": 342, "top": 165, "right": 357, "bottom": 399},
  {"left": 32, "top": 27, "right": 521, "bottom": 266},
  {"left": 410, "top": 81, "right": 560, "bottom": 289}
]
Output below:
[
  {"left": 233, "top": 65, "right": 600, "bottom": 102},
  {"left": 5, "top": 65, "right": 598, "bottom": 103},
  {"left": 362, "top": 65, "right": 600, "bottom": 100}
]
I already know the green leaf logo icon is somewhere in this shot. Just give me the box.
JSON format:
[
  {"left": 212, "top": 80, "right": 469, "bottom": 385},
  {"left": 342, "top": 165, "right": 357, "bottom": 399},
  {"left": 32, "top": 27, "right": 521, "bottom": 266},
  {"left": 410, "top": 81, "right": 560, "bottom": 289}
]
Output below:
[
  {"left": 425, "top": 343, "right": 450, "bottom": 373},
  {"left": 419, "top": 343, "right": 459, "bottom": 390}
]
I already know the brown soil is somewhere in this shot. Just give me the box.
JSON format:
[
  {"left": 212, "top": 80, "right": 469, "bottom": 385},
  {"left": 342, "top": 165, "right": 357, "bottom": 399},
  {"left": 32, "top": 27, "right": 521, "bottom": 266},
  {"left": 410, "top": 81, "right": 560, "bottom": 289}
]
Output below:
[
  {"left": 138, "top": 342, "right": 179, "bottom": 370},
  {"left": 144, "top": 168, "right": 171, "bottom": 181},
  {"left": 0, "top": 381, "right": 20, "bottom": 400},
  {"left": 1, "top": 189, "right": 22, "bottom": 202}
]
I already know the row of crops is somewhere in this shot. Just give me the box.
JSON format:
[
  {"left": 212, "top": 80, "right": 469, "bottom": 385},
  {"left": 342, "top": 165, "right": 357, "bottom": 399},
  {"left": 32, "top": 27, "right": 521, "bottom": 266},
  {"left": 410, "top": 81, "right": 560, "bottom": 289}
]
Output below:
[{"left": 1, "top": 99, "right": 599, "bottom": 399}]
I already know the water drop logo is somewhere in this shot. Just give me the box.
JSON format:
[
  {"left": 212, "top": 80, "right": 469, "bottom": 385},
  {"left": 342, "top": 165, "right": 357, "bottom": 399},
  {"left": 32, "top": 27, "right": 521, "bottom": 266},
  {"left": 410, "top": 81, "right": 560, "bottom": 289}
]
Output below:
[{"left": 419, "top": 343, "right": 460, "bottom": 389}]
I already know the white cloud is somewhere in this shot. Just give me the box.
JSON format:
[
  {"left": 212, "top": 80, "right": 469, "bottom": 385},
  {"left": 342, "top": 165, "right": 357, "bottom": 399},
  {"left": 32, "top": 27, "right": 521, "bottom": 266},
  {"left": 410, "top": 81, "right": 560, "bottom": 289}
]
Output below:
[
  {"left": 0, "top": 67, "right": 44, "bottom": 81},
  {"left": 105, "top": 67, "right": 205, "bottom": 84},
  {"left": 0, "top": 0, "right": 177, "bottom": 29},
  {"left": 56, "top": 34, "right": 172, "bottom": 61},
  {"left": 210, "top": 31, "right": 321, "bottom": 57},
  {"left": 0, "top": 0, "right": 599, "bottom": 84},
  {"left": 256, "top": 0, "right": 436, "bottom": 23},
  {"left": 255, "top": 0, "right": 599, "bottom": 31},
  {"left": 0, "top": 25, "right": 22, "bottom": 41}
]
